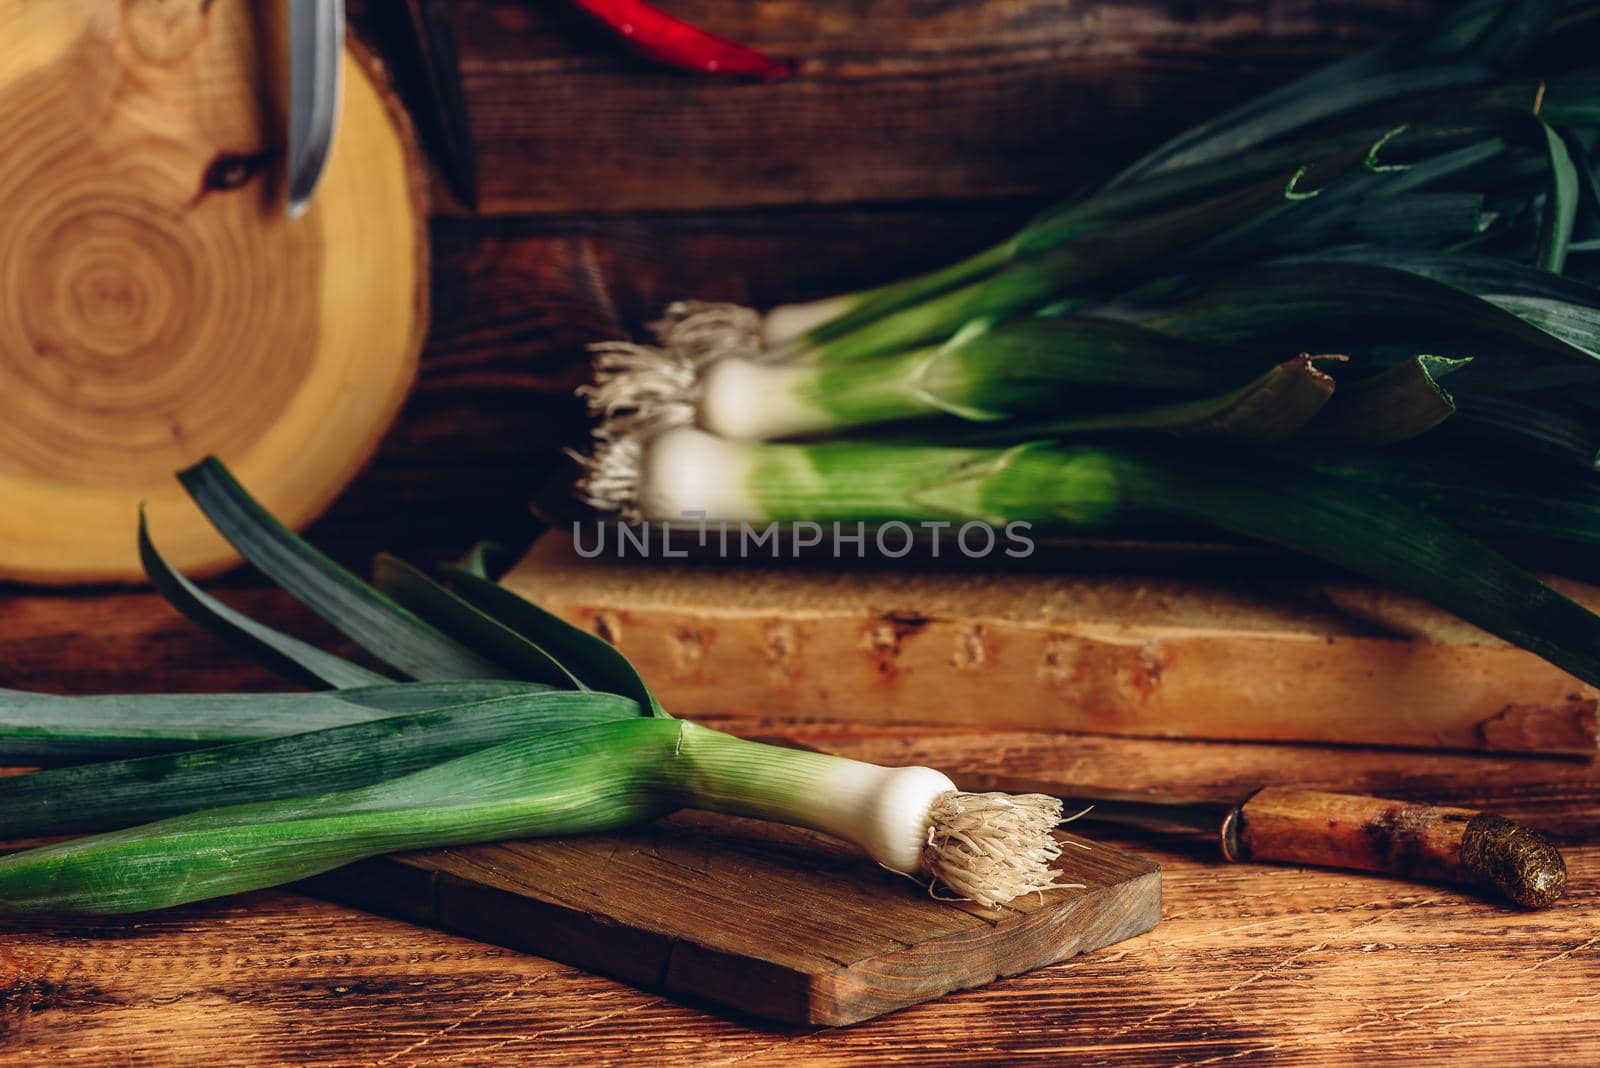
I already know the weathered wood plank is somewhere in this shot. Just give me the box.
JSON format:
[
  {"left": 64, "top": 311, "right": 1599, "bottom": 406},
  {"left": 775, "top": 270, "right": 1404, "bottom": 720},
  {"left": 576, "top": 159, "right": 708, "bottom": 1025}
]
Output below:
[
  {"left": 3, "top": 1, "right": 1594, "bottom": 1057},
  {"left": 405, "top": 0, "right": 1456, "bottom": 214},
  {"left": 1, "top": 610, "right": 1596, "bottom": 1060},
  {"left": 502, "top": 536, "right": 1600, "bottom": 754},
  {"left": 0, "top": 587, "right": 323, "bottom": 695},
  {"left": 2, "top": 584, "right": 1595, "bottom": 1060},
  {"left": 308, "top": 814, "right": 1159, "bottom": 1026}
]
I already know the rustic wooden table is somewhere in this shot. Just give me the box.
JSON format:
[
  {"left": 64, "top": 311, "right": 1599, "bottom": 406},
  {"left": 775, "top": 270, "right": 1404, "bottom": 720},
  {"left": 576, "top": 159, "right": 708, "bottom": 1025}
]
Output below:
[
  {"left": 4, "top": 598, "right": 1598, "bottom": 1065},
  {"left": 6, "top": 1, "right": 1598, "bottom": 1063}
]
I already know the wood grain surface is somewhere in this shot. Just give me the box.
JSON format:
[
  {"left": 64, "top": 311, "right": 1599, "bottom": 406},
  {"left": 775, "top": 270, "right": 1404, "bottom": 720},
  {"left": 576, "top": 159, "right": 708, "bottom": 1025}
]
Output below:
[
  {"left": 354, "top": 0, "right": 1455, "bottom": 214},
  {"left": 1, "top": 705, "right": 1596, "bottom": 1064},
  {"left": 504, "top": 536, "right": 1600, "bottom": 754},
  {"left": 1, "top": 587, "right": 1598, "bottom": 1063},
  {"left": 306, "top": 814, "right": 1158, "bottom": 1026},
  {"left": 0, "top": 1, "right": 428, "bottom": 583},
  {"left": 4, "top": 1, "right": 1598, "bottom": 1061}
]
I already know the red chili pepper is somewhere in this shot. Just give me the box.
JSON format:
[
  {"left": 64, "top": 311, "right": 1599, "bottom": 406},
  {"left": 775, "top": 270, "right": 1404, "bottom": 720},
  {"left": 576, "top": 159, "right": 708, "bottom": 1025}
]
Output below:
[{"left": 565, "top": 0, "right": 796, "bottom": 80}]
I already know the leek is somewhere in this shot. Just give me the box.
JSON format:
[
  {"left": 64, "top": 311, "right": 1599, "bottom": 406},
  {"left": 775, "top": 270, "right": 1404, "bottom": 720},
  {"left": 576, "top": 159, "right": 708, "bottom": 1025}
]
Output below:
[
  {"left": 0, "top": 691, "right": 640, "bottom": 837},
  {"left": 0, "top": 460, "right": 1075, "bottom": 915},
  {"left": 0, "top": 680, "right": 553, "bottom": 763},
  {"left": 0, "top": 719, "right": 1068, "bottom": 915},
  {"left": 575, "top": 0, "right": 1600, "bottom": 693},
  {"left": 586, "top": 316, "right": 1272, "bottom": 441},
  {"left": 582, "top": 428, "right": 1600, "bottom": 687}
]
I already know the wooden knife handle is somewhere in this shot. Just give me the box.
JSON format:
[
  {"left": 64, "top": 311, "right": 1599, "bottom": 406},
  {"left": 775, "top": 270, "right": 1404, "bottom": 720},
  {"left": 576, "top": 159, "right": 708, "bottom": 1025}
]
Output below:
[{"left": 1224, "top": 788, "right": 1567, "bottom": 908}]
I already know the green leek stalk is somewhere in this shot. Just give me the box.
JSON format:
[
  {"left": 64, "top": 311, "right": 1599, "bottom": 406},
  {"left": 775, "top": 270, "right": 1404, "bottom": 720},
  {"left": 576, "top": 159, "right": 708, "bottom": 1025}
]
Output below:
[
  {"left": 1299, "top": 448, "right": 1600, "bottom": 545},
  {"left": 770, "top": 158, "right": 1362, "bottom": 365},
  {"left": 585, "top": 428, "right": 1600, "bottom": 687},
  {"left": 0, "top": 690, "right": 641, "bottom": 838},
  {"left": 0, "top": 456, "right": 1075, "bottom": 916},
  {"left": 585, "top": 316, "right": 1266, "bottom": 441},
  {"left": 0, "top": 718, "right": 1068, "bottom": 914},
  {"left": 0, "top": 681, "right": 554, "bottom": 763},
  {"left": 587, "top": 312, "right": 1470, "bottom": 447}
]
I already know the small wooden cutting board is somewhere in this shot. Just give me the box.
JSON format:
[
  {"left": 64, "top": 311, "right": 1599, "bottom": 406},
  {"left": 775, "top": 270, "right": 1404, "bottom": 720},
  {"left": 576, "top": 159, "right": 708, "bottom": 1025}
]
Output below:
[{"left": 308, "top": 813, "right": 1159, "bottom": 1026}]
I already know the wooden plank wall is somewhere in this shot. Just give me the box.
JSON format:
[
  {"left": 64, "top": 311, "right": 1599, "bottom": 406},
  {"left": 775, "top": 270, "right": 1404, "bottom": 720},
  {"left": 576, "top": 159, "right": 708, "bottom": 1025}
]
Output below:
[{"left": 403, "top": 0, "right": 1450, "bottom": 214}]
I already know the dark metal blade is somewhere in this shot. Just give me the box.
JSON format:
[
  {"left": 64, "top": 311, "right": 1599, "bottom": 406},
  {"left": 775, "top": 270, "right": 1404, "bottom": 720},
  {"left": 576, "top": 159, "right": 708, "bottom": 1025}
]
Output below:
[
  {"left": 287, "top": 0, "right": 345, "bottom": 218},
  {"left": 742, "top": 735, "right": 1242, "bottom": 837},
  {"left": 949, "top": 772, "right": 1242, "bottom": 836},
  {"left": 403, "top": 0, "right": 478, "bottom": 210}
]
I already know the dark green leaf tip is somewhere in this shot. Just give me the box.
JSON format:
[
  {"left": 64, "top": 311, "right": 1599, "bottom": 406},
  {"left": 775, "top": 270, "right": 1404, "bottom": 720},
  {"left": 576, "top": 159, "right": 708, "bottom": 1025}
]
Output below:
[
  {"left": 1283, "top": 166, "right": 1322, "bottom": 201},
  {"left": 1364, "top": 124, "right": 1413, "bottom": 173}
]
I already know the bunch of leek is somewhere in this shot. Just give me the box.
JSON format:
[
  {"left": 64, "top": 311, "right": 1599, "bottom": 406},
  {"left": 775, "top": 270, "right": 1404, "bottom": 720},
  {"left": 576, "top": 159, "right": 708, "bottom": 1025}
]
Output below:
[
  {"left": 578, "top": 0, "right": 1600, "bottom": 686},
  {"left": 0, "top": 461, "right": 1070, "bottom": 914}
]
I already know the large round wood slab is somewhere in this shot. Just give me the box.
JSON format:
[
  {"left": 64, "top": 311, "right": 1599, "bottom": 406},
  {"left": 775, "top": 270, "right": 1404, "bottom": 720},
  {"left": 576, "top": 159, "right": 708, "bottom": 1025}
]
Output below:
[{"left": 0, "top": 0, "right": 427, "bottom": 583}]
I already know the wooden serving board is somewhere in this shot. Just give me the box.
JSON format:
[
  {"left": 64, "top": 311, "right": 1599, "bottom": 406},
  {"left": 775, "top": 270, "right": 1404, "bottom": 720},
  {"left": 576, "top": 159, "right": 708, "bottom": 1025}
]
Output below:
[
  {"left": 307, "top": 812, "right": 1159, "bottom": 1026},
  {"left": 505, "top": 535, "right": 1600, "bottom": 755}
]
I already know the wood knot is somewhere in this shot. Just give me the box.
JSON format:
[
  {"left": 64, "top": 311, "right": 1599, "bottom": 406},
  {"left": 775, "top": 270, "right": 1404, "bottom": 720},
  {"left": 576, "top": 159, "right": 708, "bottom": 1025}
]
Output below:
[
  {"left": 591, "top": 611, "right": 623, "bottom": 646},
  {"left": 0, "top": 975, "right": 115, "bottom": 1014},
  {"left": 951, "top": 625, "right": 987, "bottom": 671},
  {"left": 1038, "top": 634, "right": 1164, "bottom": 721},
  {"left": 860, "top": 614, "right": 926, "bottom": 682},
  {"left": 198, "top": 151, "right": 275, "bottom": 198},
  {"left": 763, "top": 621, "right": 800, "bottom": 683},
  {"left": 666, "top": 624, "right": 712, "bottom": 679}
]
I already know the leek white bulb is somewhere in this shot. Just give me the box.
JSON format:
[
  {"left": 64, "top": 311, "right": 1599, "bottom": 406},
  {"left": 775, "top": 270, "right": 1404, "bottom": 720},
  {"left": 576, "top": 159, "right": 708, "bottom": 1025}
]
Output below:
[
  {"left": 761, "top": 295, "right": 852, "bottom": 351},
  {"left": 795, "top": 761, "right": 1075, "bottom": 909},
  {"left": 670, "top": 721, "right": 1074, "bottom": 909},
  {"left": 698, "top": 359, "right": 831, "bottom": 441},
  {"left": 782, "top": 760, "right": 960, "bottom": 875},
  {"left": 638, "top": 426, "right": 761, "bottom": 521}
]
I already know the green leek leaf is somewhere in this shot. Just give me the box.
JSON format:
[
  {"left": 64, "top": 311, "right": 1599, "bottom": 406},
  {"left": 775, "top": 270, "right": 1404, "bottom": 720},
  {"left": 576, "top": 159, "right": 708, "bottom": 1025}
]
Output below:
[
  {"left": 371, "top": 554, "right": 583, "bottom": 690},
  {"left": 1110, "top": 261, "right": 1599, "bottom": 389},
  {"left": 1301, "top": 446, "right": 1600, "bottom": 545},
  {"left": 0, "top": 690, "right": 640, "bottom": 838},
  {"left": 452, "top": 541, "right": 513, "bottom": 582},
  {"left": 441, "top": 567, "right": 665, "bottom": 717},
  {"left": 1111, "top": 65, "right": 1496, "bottom": 186},
  {"left": 0, "top": 681, "right": 552, "bottom": 764},
  {"left": 982, "top": 354, "right": 1340, "bottom": 444},
  {"left": 0, "top": 719, "right": 684, "bottom": 914},
  {"left": 139, "top": 510, "right": 389, "bottom": 691},
  {"left": 1300, "top": 354, "right": 1468, "bottom": 444},
  {"left": 1540, "top": 69, "right": 1600, "bottom": 127},
  {"left": 1464, "top": 0, "right": 1557, "bottom": 67},
  {"left": 1093, "top": 445, "right": 1600, "bottom": 685},
  {"left": 1565, "top": 129, "right": 1600, "bottom": 230},
  {"left": 1538, "top": 119, "right": 1581, "bottom": 271},
  {"left": 1106, "top": 0, "right": 1504, "bottom": 186},
  {"left": 1454, "top": 392, "right": 1600, "bottom": 467},
  {"left": 907, "top": 315, "right": 1267, "bottom": 419},
  {"left": 177, "top": 459, "right": 511, "bottom": 682},
  {"left": 809, "top": 156, "right": 1365, "bottom": 364},
  {"left": 1307, "top": 251, "right": 1600, "bottom": 358}
]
